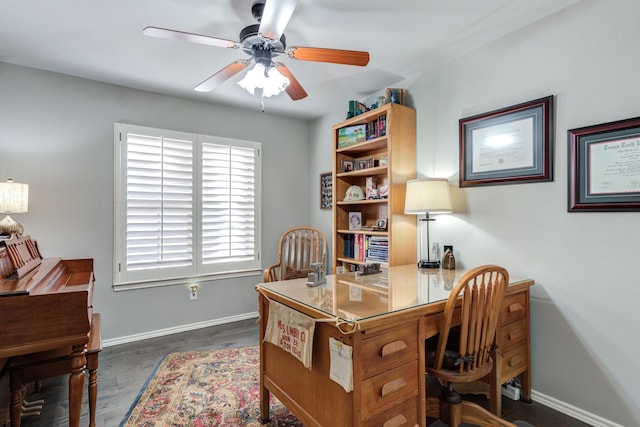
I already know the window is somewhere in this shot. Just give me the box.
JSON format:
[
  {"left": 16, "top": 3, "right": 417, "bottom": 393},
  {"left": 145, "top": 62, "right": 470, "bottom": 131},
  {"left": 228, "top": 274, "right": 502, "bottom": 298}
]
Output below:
[{"left": 113, "top": 123, "right": 261, "bottom": 290}]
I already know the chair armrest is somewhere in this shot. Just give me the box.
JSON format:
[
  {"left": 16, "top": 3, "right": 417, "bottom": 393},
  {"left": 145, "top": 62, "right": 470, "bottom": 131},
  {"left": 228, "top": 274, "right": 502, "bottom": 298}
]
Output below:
[{"left": 263, "top": 263, "right": 281, "bottom": 282}]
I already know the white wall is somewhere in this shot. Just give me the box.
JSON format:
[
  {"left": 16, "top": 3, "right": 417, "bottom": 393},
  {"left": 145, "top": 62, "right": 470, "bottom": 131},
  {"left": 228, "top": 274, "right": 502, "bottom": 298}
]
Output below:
[
  {"left": 309, "top": 110, "right": 346, "bottom": 265},
  {"left": 3, "top": 0, "right": 638, "bottom": 423},
  {"left": 365, "top": 0, "right": 637, "bottom": 425},
  {"left": 0, "top": 63, "right": 311, "bottom": 342}
]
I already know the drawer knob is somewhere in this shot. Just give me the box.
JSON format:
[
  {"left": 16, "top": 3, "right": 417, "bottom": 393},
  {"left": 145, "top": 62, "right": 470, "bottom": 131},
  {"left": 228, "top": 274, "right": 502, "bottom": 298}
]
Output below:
[
  {"left": 381, "top": 378, "right": 407, "bottom": 397},
  {"left": 382, "top": 414, "right": 408, "bottom": 427},
  {"left": 508, "top": 302, "right": 523, "bottom": 313},
  {"left": 381, "top": 340, "right": 408, "bottom": 357}
]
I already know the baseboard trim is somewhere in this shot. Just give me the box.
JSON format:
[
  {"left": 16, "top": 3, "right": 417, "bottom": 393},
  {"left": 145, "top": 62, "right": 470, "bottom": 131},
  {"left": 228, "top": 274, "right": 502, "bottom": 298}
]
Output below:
[
  {"left": 531, "top": 389, "right": 623, "bottom": 427},
  {"left": 102, "top": 311, "right": 259, "bottom": 347}
]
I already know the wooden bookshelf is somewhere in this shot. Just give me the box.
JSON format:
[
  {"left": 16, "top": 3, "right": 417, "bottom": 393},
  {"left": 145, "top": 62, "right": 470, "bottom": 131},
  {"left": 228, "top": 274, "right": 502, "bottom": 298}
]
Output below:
[{"left": 332, "top": 103, "right": 416, "bottom": 272}]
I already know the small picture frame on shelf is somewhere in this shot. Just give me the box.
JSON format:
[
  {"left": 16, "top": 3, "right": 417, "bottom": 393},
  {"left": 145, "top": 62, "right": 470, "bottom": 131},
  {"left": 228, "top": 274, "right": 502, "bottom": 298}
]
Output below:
[
  {"left": 341, "top": 160, "right": 355, "bottom": 173},
  {"left": 356, "top": 156, "right": 373, "bottom": 170},
  {"left": 386, "top": 88, "right": 404, "bottom": 105},
  {"left": 355, "top": 158, "right": 369, "bottom": 170},
  {"left": 349, "top": 212, "right": 362, "bottom": 230},
  {"left": 376, "top": 218, "right": 388, "bottom": 230}
]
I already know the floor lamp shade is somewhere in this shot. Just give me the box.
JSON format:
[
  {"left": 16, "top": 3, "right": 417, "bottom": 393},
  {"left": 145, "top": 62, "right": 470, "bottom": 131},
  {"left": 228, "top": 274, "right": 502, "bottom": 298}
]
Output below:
[
  {"left": 0, "top": 179, "right": 29, "bottom": 236},
  {"left": 404, "top": 178, "right": 452, "bottom": 268}
]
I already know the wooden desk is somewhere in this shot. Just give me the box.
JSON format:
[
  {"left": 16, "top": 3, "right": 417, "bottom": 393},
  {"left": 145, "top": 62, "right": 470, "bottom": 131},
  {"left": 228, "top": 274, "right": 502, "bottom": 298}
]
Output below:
[{"left": 256, "top": 265, "right": 533, "bottom": 427}]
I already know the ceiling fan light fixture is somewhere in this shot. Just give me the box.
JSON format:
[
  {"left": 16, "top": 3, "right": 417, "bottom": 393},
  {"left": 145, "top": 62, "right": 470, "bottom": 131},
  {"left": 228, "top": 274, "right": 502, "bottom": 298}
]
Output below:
[{"left": 237, "top": 62, "right": 290, "bottom": 98}]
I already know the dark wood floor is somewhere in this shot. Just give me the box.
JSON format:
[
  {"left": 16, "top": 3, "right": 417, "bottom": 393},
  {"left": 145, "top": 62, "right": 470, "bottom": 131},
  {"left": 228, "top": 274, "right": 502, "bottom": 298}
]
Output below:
[{"left": 18, "top": 318, "right": 591, "bottom": 427}]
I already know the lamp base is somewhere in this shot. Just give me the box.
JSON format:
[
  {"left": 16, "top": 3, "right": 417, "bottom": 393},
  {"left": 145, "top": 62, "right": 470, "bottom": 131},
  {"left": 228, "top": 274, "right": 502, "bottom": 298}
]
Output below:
[
  {"left": 0, "top": 214, "right": 23, "bottom": 236},
  {"left": 418, "top": 259, "right": 440, "bottom": 269}
]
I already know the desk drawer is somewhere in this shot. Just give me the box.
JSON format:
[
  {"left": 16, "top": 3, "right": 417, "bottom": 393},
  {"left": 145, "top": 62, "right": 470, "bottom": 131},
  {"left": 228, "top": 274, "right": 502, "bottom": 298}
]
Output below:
[
  {"left": 499, "top": 293, "right": 527, "bottom": 325},
  {"left": 365, "top": 396, "right": 419, "bottom": 427},
  {"left": 499, "top": 344, "right": 528, "bottom": 381},
  {"left": 360, "top": 360, "right": 419, "bottom": 420},
  {"left": 497, "top": 318, "right": 527, "bottom": 352},
  {"left": 359, "top": 323, "right": 418, "bottom": 379}
]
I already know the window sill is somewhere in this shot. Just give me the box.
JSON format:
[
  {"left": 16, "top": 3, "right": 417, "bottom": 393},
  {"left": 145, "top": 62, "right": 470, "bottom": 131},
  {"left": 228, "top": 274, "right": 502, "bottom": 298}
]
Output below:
[{"left": 112, "top": 268, "right": 263, "bottom": 292}]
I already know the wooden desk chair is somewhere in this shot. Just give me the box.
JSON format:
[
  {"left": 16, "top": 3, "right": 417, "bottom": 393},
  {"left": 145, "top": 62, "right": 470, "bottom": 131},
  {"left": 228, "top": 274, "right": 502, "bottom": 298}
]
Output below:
[
  {"left": 9, "top": 313, "right": 102, "bottom": 427},
  {"left": 425, "top": 265, "right": 516, "bottom": 427},
  {"left": 263, "top": 226, "right": 327, "bottom": 282}
]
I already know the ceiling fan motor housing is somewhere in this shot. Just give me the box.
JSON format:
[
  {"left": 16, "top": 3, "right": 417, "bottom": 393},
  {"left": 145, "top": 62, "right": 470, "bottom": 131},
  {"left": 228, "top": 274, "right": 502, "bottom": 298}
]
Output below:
[{"left": 239, "top": 24, "right": 286, "bottom": 56}]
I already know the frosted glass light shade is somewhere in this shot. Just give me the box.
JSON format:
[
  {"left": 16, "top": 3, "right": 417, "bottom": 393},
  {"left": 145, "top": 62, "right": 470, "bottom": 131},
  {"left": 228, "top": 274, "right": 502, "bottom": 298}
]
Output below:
[
  {"left": 237, "top": 63, "right": 290, "bottom": 98},
  {"left": 404, "top": 178, "right": 452, "bottom": 215}
]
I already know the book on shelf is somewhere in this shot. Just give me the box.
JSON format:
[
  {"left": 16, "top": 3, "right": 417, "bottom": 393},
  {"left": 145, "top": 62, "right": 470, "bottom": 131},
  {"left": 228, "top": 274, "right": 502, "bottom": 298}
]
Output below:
[
  {"left": 365, "top": 114, "right": 387, "bottom": 140},
  {"left": 342, "top": 234, "right": 390, "bottom": 263}
]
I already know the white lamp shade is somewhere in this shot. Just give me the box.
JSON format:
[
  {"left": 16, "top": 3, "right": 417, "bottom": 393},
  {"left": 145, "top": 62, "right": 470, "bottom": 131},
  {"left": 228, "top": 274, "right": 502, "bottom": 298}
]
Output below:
[
  {"left": 237, "top": 62, "right": 290, "bottom": 98},
  {"left": 404, "top": 178, "right": 452, "bottom": 215},
  {"left": 0, "top": 179, "right": 29, "bottom": 213}
]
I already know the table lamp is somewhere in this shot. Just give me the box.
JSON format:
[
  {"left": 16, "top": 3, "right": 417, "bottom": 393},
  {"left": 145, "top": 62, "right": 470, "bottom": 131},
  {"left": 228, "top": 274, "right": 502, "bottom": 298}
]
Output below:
[
  {"left": 0, "top": 178, "right": 29, "bottom": 237},
  {"left": 404, "top": 178, "right": 452, "bottom": 269}
]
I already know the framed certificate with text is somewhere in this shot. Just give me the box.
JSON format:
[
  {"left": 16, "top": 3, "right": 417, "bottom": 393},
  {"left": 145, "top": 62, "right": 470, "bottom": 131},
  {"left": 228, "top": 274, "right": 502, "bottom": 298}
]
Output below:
[
  {"left": 459, "top": 95, "right": 554, "bottom": 187},
  {"left": 568, "top": 116, "right": 640, "bottom": 212}
]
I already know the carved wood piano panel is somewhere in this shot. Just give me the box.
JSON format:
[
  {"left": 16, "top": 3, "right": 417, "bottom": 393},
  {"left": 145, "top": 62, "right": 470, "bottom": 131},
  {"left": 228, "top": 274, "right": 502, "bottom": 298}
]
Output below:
[{"left": 0, "top": 235, "right": 95, "bottom": 427}]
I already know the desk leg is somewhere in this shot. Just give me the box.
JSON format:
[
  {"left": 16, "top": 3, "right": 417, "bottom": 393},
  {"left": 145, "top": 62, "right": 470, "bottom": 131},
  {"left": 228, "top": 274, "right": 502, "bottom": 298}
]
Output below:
[
  {"left": 258, "top": 294, "right": 271, "bottom": 425},
  {"left": 68, "top": 345, "right": 87, "bottom": 427},
  {"left": 520, "top": 365, "right": 532, "bottom": 403}
]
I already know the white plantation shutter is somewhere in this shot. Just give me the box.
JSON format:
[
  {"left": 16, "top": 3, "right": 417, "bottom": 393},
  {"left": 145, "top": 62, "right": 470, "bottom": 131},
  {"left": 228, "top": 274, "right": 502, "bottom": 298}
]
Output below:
[
  {"left": 114, "top": 124, "right": 261, "bottom": 288},
  {"left": 126, "top": 134, "right": 193, "bottom": 271},
  {"left": 201, "top": 142, "right": 256, "bottom": 265}
]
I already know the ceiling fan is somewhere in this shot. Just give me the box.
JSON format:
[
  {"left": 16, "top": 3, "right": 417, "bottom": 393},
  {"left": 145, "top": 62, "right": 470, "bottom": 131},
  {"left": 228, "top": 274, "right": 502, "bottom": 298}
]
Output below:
[{"left": 143, "top": 0, "right": 370, "bottom": 101}]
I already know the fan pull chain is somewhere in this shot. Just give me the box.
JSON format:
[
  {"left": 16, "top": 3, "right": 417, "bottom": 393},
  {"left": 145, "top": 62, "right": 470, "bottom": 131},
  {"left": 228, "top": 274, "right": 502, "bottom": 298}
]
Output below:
[{"left": 260, "top": 96, "right": 265, "bottom": 112}]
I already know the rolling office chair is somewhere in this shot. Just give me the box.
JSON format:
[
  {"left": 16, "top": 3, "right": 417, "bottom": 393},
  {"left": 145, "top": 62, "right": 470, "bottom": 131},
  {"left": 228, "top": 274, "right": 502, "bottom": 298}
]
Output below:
[
  {"left": 263, "top": 226, "right": 327, "bottom": 282},
  {"left": 425, "top": 265, "right": 531, "bottom": 427}
]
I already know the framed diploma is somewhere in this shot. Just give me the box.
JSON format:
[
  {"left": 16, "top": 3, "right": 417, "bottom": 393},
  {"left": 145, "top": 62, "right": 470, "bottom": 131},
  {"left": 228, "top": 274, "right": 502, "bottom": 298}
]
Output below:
[
  {"left": 568, "top": 116, "right": 640, "bottom": 212},
  {"left": 459, "top": 95, "right": 554, "bottom": 187}
]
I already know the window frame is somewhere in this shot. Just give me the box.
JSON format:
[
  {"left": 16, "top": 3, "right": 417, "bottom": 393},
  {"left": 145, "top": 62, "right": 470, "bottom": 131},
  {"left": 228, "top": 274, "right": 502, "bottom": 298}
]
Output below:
[{"left": 113, "top": 123, "right": 262, "bottom": 291}]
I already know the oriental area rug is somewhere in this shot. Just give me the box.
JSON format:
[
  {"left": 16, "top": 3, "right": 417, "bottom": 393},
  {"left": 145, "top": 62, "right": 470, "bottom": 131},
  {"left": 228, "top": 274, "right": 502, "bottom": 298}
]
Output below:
[{"left": 119, "top": 346, "right": 303, "bottom": 427}]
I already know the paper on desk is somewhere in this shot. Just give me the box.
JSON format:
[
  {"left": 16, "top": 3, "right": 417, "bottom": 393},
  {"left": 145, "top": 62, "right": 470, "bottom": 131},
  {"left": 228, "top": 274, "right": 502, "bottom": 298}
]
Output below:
[{"left": 329, "top": 337, "right": 353, "bottom": 393}]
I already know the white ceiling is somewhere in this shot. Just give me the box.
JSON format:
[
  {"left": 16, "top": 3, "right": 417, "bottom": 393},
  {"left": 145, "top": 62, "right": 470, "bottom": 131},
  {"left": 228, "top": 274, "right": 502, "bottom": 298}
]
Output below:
[{"left": 1, "top": 0, "right": 580, "bottom": 120}]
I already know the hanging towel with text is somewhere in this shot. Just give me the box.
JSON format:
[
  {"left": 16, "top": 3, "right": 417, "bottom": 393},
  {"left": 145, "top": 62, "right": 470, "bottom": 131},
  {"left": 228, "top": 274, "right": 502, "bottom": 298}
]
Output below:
[{"left": 264, "top": 300, "right": 315, "bottom": 369}]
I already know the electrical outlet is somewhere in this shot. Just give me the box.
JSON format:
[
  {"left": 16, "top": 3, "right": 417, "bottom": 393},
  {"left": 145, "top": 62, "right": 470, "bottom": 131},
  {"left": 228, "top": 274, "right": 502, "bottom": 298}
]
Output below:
[{"left": 189, "top": 284, "right": 198, "bottom": 300}]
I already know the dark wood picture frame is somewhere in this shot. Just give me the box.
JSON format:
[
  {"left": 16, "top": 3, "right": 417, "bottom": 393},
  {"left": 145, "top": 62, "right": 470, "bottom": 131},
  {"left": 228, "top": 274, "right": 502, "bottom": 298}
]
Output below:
[
  {"left": 459, "top": 95, "right": 554, "bottom": 187},
  {"left": 320, "top": 171, "right": 333, "bottom": 209},
  {"left": 568, "top": 116, "right": 640, "bottom": 212},
  {"left": 386, "top": 88, "right": 404, "bottom": 105}
]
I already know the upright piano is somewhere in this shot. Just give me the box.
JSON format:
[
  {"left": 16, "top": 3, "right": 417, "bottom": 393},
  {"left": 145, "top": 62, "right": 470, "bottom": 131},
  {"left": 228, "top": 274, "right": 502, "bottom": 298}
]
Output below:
[{"left": 0, "top": 235, "right": 94, "bottom": 427}]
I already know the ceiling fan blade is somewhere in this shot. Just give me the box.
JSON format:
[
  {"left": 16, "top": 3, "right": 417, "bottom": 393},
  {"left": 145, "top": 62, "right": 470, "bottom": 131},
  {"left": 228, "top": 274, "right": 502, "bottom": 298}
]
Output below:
[
  {"left": 286, "top": 46, "right": 370, "bottom": 66},
  {"left": 143, "top": 26, "right": 240, "bottom": 49},
  {"left": 194, "top": 60, "right": 251, "bottom": 92},
  {"left": 258, "top": 0, "right": 298, "bottom": 43},
  {"left": 274, "top": 63, "right": 307, "bottom": 101}
]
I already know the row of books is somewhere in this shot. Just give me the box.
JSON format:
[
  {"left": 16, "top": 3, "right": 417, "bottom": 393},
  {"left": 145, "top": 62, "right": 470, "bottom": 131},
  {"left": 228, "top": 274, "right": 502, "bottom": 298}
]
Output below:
[
  {"left": 366, "top": 114, "right": 387, "bottom": 140},
  {"left": 343, "top": 234, "right": 388, "bottom": 262}
]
